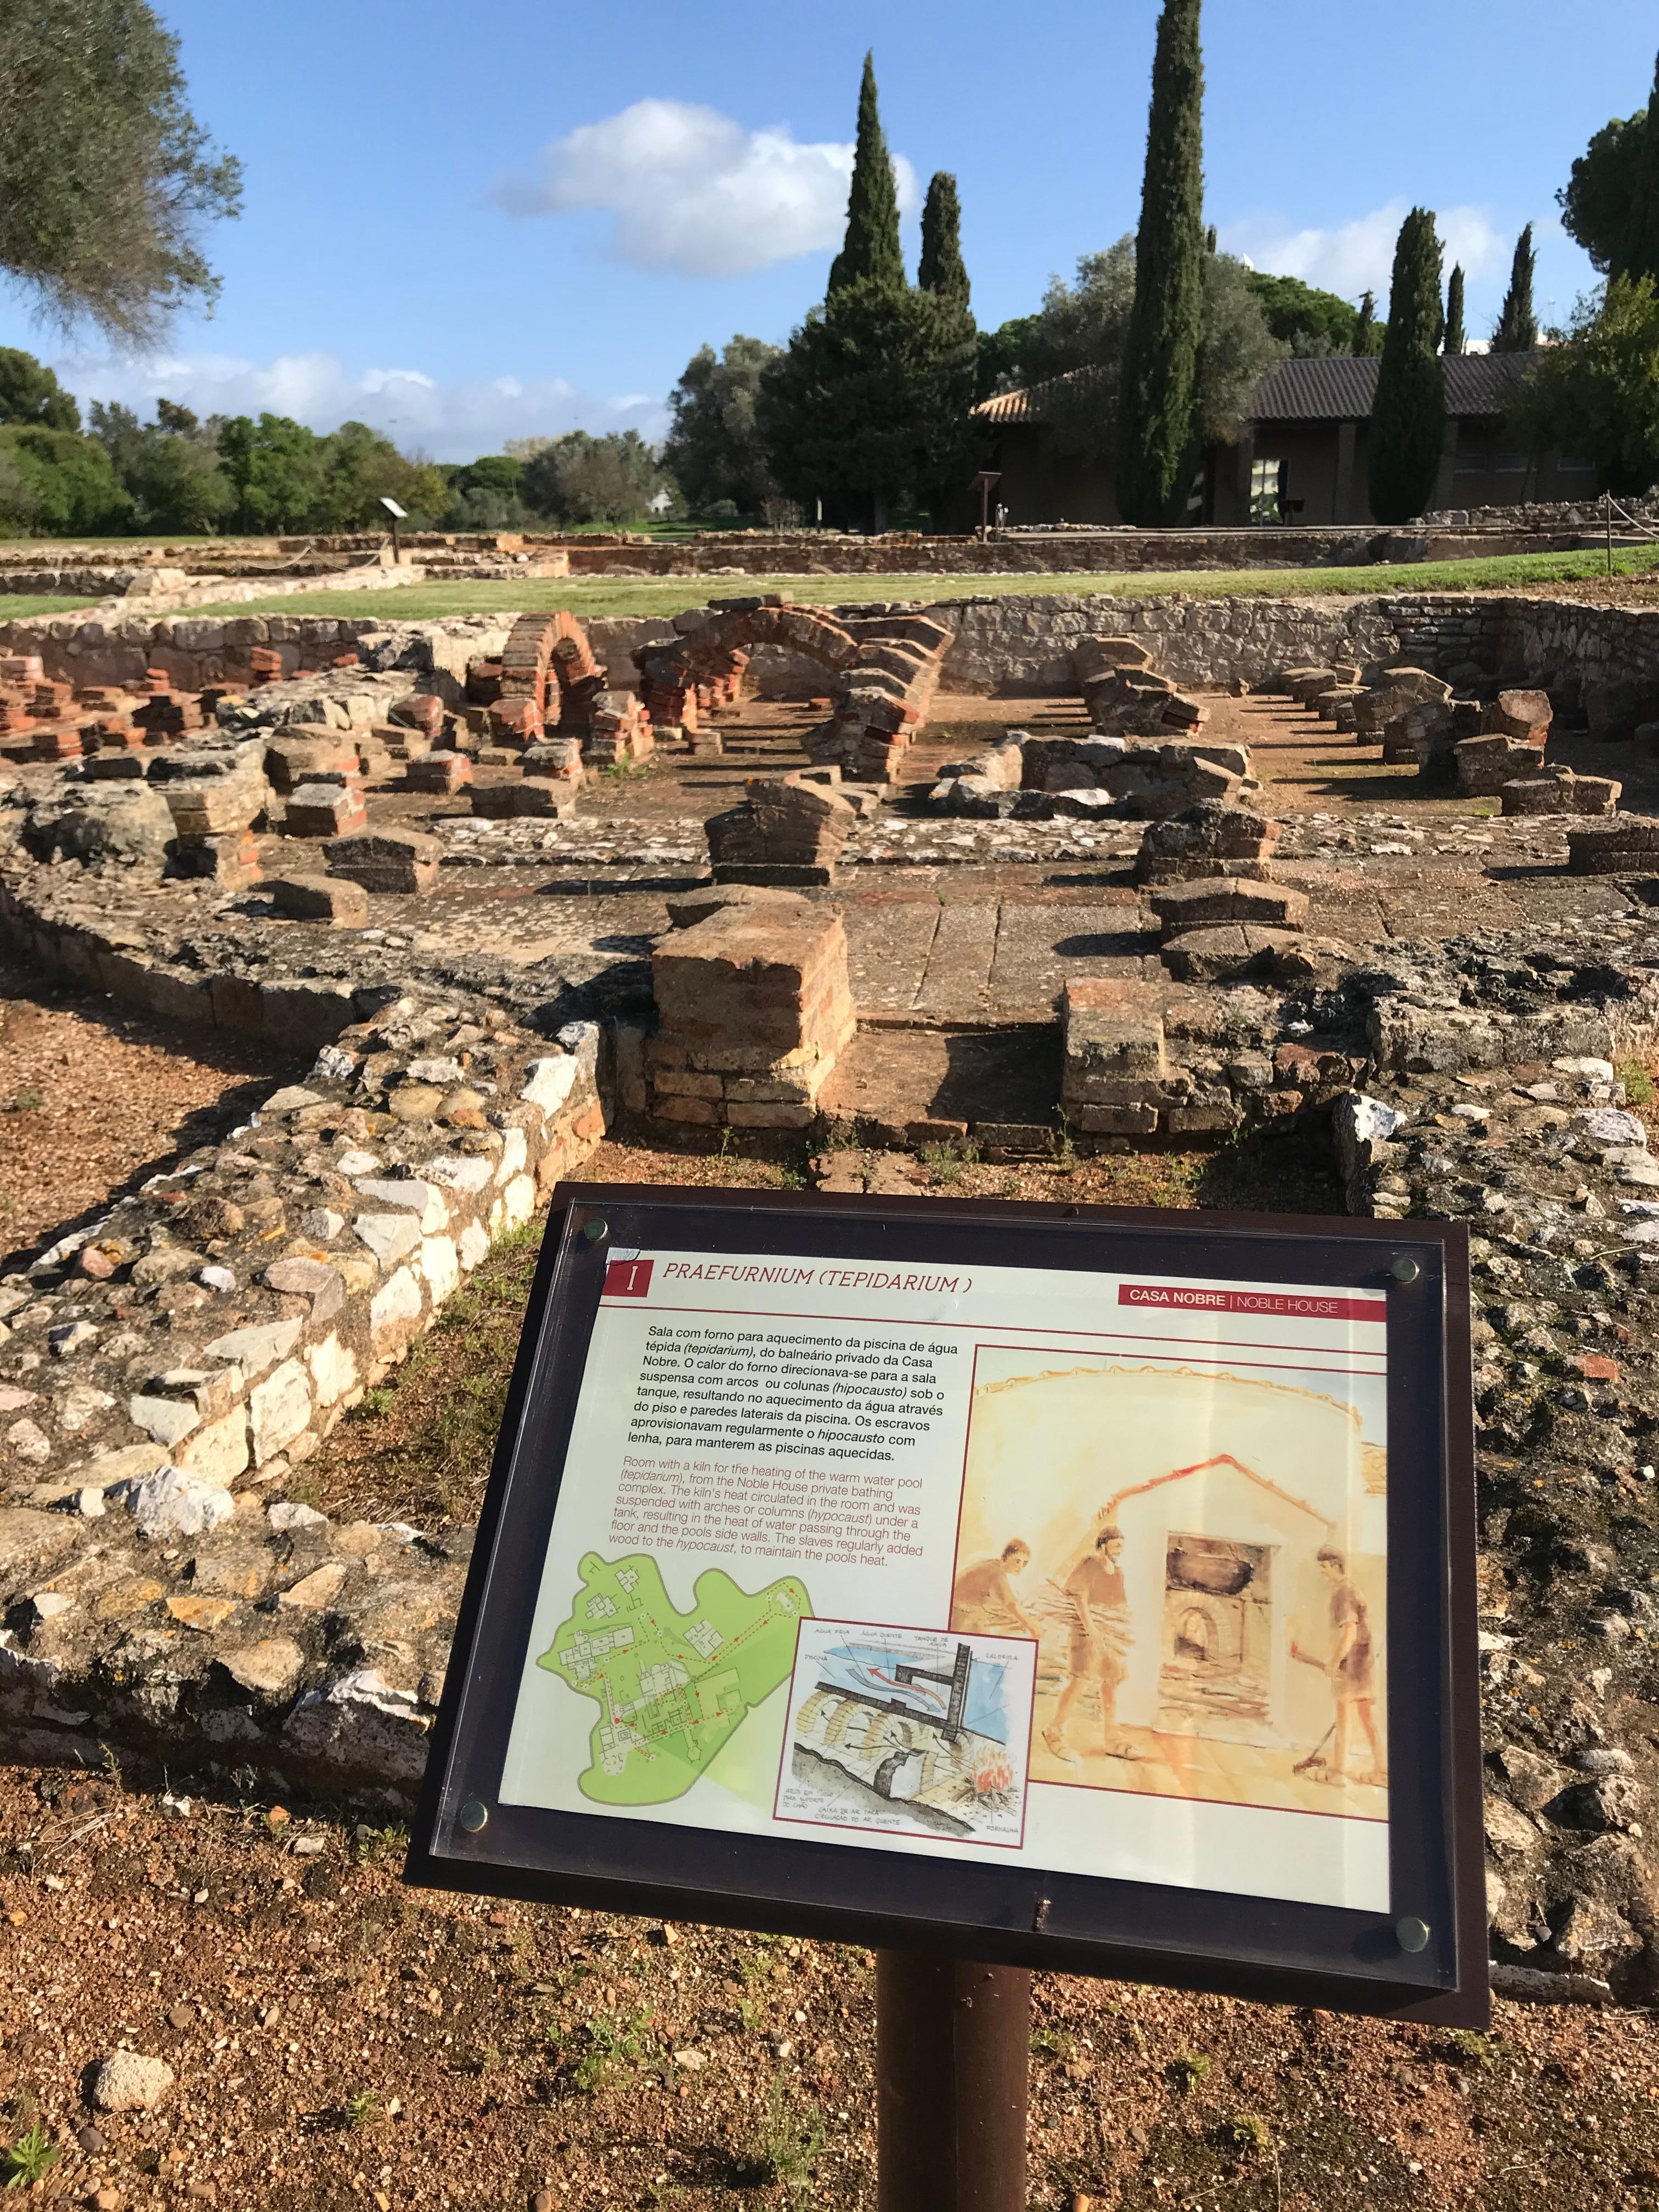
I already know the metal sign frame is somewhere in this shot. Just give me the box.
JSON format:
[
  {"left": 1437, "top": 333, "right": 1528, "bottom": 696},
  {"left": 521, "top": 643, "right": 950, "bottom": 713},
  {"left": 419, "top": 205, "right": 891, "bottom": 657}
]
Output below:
[{"left": 406, "top": 1186, "right": 1486, "bottom": 2027}]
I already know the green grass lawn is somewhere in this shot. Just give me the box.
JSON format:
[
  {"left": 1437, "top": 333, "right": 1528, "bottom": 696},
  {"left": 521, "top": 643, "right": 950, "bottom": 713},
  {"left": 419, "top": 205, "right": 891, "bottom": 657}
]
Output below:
[
  {"left": 174, "top": 541, "right": 1659, "bottom": 623},
  {"left": 0, "top": 594, "right": 120, "bottom": 622},
  {"left": 1, "top": 539, "right": 1655, "bottom": 632}
]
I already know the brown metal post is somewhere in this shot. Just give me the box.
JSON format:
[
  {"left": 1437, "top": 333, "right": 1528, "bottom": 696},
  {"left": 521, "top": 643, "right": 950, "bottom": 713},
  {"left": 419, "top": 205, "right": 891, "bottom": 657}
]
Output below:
[{"left": 876, "top": 1951, "right": 1031, "bottom": 2212}]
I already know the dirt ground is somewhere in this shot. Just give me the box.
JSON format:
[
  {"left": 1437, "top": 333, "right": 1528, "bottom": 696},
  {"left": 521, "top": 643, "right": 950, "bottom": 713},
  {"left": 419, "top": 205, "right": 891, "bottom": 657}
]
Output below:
[
  {"left": 7, "top": 705, "right": 1659, "bottom": 2205},
  {"left": 0, "top": 953, "right": 294, "bottom": 1267},
  {"left": 3, "top": 1759, "right": 1658, "bottom": 2212},
  {"left": 485, "top": 687, "right": 1659, "bottom": 833}
]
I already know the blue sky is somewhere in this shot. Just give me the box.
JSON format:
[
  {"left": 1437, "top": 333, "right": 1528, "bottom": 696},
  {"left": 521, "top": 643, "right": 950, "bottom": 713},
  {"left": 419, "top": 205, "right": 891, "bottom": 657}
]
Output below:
[{"left": 5, "top": 0, "right": 1654, "bottom": 458}]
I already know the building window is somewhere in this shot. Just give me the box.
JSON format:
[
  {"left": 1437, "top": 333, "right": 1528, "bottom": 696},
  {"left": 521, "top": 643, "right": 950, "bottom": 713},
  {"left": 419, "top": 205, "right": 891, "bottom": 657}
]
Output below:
[
  {"left": 1556, "top": 456, "right": 1596, "bottom": 474},
  {"left": 1249, "top": 458, "right": 1283, "bottom": 524},
  {"left": 1491, "top": 452, "right": 1528, "bottom": 474}
]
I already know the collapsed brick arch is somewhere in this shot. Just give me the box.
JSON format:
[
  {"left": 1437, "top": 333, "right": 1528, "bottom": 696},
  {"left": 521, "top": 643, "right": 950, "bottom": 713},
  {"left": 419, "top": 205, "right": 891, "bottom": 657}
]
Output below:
[
  {"left": 494, "top": 608, "right": 603, "bottom": 740},
  {"left": 635, "top": 605, "right": 860, "bottom": 733},
  {"left": 679, "top": 603, "right": 860, "bottom": 678}
]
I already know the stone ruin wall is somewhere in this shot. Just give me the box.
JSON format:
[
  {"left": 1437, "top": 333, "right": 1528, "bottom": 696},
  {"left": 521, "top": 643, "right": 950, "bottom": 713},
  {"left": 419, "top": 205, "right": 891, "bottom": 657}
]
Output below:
[{"left": 12, "top": 588, "right": 1659, "bottom": 709}]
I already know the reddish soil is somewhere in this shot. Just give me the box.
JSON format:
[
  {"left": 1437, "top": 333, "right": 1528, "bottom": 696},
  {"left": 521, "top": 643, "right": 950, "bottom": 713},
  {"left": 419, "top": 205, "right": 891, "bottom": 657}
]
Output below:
[
  {"left": 0, "top": 953, "right": 294, "bottom": 1267},
  {"left": 2, "top": 1761, "right": 1655, "bottom": 2211}
]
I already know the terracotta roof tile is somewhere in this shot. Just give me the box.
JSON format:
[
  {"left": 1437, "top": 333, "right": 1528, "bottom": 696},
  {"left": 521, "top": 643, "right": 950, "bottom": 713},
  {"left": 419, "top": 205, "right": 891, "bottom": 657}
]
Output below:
[{"left": 972, "top": 352, "right": 1544, "bottom": 430}]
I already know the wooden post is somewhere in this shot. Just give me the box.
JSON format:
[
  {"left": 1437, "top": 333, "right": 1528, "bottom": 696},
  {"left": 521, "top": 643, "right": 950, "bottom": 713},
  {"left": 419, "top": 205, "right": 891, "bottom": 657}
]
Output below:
[
  {"left": 876, "top": 1951, "right": 1030, "bottom": 2212},
  {"left": 1607, "top": 489, "right": 1614, "bottom": 579}
]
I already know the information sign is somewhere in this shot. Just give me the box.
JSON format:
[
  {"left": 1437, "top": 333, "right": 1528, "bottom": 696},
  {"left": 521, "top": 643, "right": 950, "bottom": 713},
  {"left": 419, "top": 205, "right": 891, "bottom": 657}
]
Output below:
[{"left": 407, "top": 1187, "right": 1485, "bottom": 2026}]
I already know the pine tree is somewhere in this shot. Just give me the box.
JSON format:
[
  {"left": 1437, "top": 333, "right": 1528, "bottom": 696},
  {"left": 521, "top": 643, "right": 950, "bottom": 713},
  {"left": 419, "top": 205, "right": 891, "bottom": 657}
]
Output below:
[
  {"left": 1367, "top": 207, "right": 1446, "bottom": 523},
  {"left": 827, "top": 53, "right": 904, "bottom": 298},
  {"left": 1492, "top": 225, "right": 1539, "bottom": 352},
  {"left": 759, "top": 279, "right": 974, "bottom": 532},
  {"left": 1352, "top": 291, "right": 1377, "bottom": 356},
  {"left": 1443, "top": 264, "right": 1466, "bottom": 355},
  {"left": 918, "top": 173, "right": 970, "bottom": 309},
  {"left": 1116, "top": 0, "right": 1206, "bottom": 526},
  {"left": 1624, "top": 52, "right": 1659, "bottom": 283}
]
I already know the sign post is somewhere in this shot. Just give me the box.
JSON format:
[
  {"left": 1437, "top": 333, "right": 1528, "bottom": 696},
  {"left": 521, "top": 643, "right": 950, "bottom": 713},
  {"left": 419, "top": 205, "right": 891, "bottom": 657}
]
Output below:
[
  {"left": 877, "top": 1953, "right": 1030, "bottom": 2212},
  {"left": 969, "top": 469, "right": 1002, "bottom": 541},
  {"left": 379, "top": 492, "right": 408, "bottom": 562},
  {"left": 407, "top": 1187, "right": 1485, "bottom": 2204}
]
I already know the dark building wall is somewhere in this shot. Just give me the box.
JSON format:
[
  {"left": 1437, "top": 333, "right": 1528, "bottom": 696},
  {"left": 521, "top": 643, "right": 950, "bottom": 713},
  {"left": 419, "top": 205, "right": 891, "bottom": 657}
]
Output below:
[
  {"left": 991, "top": 414, "right": 1595, "bottom": 531},
  {"left": 983, "top": 426, "right": 1122, "bottom": 527}
]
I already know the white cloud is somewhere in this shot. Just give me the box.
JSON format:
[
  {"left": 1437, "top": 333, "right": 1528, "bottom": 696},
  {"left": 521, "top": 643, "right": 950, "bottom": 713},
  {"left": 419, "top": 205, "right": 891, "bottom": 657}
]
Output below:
[
  {"left": 492, "top": 97, "right": 918, "bottom": 278},
  {"left": 51, "top": 348, "right": 667, "bottom": 459},
  {"left": 1219, "top": 200, "right": 1508, "bottom": 300}
]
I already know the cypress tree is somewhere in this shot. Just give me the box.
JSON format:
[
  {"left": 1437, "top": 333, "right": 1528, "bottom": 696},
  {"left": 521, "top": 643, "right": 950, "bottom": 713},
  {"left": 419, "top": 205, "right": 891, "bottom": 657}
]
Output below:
[
  {"left": 827, "top": 53, "right": 904, "bottom": 298},
  {"left": 1367, "top": 207, "right": 1446, "bottom": 523},
  {"left": 1116, "top": 0, "right": 1206, "bottom": 527},
  {"left": 918, "top": 172, "right": 970, "bottom": 309},
  {"left": 1443, "top": 264, "right": 1466, "bottom": 355},
  {"left": 1623, "top": 51, "right": 1659, "bottom": 282},
  {"left": 1352, "top": 291, "right": 1377, "bottom": 356},
  {"left": 1492, "top": 225, "right": 1539, "bottom": 352},
  {"left": 916, "top": 173, "right": 977, "bottom": 518}
]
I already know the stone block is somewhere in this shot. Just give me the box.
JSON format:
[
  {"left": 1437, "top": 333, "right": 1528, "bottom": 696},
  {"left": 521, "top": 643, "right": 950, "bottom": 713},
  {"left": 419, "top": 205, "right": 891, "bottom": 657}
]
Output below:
[
  {"left": 664, "top": 884, "right": 817, "bottom": 930},
  {"left": 286, "top": 782, "right": 368, "bottom": 838},
  {"left": 369, "top": 1266, "right": 424, "bottom": 1347},
  {"left": 1152, "top": 879, "right": 1308, "bottom": 935},
  {"left": 725, "top": 1101, "right": 814, "bottom": 1129},
  {"left": 1482, "top": 689, "right": 1552, "bottom": 743},
  {"left": 1133, "top": 801, "right": 1282, "bottom": 884},
  {"left": 169, "top": 830, "right": 262, "bottom": 886},
  {"left": 1569, "top": 822, "right": 1659, "bottom": 874},
  {"left": 176, "top": 1406, "right": 250, "bottom": 1483},
  {"left": 264, "top": 735, "right": 359, "bottom": 793},
  {"left": 1160, "top": 924, "right": 1311, "bottom": 983},
  {"left": 324, "top": 830, "right": 441, "bottom": 895},
  {"left": 163, "top": 778, "right": 263, "bottom": 838},
  {"left": 469, "top": 780, "right": 576, "bottom": 820},
  {"left": 1166, "top": 1094, "right": 1243, "bottom": 1136},
  {"left": 1453, "top": 733, "right": 1545, "bottom": 798},
  {"left": 706, "top": 773, "right": 859, "bottom": 884},
  {"left": 1074, "top": 1103, "right": 1160, "bottom": 1136},
  {"left": 267, "top": 874, "right": 370, "bottom": 926},
  {"left": 406, "top": 751, "right": 473, "bottom": 795},
  {"left": 1501, "top": 769, "right": 1620, "bottom": 817}
]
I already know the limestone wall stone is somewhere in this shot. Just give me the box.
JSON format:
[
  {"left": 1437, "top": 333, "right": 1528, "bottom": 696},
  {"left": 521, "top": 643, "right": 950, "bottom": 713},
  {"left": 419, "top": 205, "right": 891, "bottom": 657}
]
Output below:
[
  {"left": 0, "top": 1006, "right": 604, "bottom": 1797},
  {"left": 8, "top": 591, "right": 1659, "bottom": 729}
]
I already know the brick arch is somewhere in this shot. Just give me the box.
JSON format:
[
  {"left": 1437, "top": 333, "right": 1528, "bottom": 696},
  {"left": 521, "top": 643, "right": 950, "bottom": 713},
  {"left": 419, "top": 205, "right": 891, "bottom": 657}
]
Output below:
[
  {"left": 496, "top": 608, "right": 602, "bottom": 737},
  {"left": 680, "top": 604, "right": 860, "bottom": 678}
]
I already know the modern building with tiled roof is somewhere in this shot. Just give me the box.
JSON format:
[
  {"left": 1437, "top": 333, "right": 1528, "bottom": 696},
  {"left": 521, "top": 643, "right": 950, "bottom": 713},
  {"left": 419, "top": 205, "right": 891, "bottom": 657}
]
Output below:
[{"left": 969, "top": 351, "right": 1593, "bottom": 527}]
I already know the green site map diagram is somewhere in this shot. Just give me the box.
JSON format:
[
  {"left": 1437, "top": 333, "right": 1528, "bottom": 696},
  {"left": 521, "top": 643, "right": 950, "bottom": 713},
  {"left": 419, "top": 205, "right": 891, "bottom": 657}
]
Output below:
[{"left": 539, "top": 1552, "right": 812, "bottom": 1806}]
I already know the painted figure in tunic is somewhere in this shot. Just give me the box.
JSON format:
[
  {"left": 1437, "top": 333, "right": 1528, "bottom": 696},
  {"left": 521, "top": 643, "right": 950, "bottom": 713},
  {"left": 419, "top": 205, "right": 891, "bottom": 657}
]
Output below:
[
  {"left": 1045, "top": 1526, "right": 1138, "bottom": 1764},
  {"left": 1317, "top": 1545, "right": 1385, "bottom": 1786},
  {"left": 951, "top": 1539, "right": 1041, "bottom": 1641}
]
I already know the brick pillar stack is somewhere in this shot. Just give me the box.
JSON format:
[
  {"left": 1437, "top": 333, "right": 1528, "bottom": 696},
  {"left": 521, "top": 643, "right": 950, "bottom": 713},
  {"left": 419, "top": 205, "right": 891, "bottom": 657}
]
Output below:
[{"left": 647, "top": 888, "right": 856, "bottom": 1131}]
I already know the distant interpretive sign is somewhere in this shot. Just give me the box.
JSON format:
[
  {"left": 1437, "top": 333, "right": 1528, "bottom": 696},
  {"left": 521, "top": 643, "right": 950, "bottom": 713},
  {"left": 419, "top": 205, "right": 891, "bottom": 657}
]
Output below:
[{"left": 407, "top": 1186, "right": 1486, "bottom": 2025}]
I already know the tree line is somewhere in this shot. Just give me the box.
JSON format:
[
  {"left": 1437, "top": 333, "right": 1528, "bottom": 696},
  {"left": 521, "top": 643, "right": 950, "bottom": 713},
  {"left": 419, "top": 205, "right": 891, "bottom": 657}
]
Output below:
[{"left": 0, "top": 353, "right": 680, "bottom": 537}]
